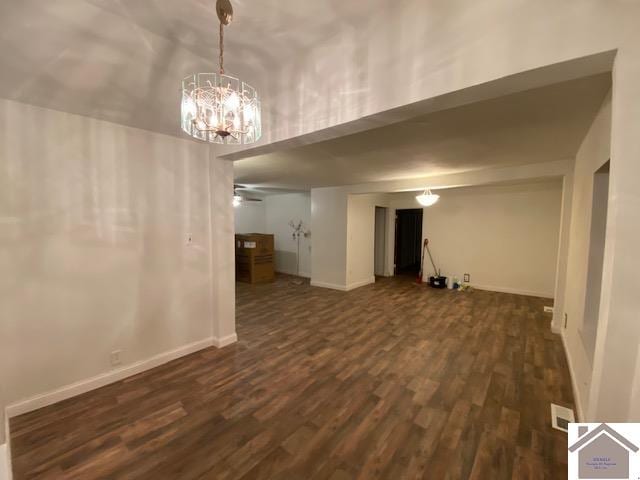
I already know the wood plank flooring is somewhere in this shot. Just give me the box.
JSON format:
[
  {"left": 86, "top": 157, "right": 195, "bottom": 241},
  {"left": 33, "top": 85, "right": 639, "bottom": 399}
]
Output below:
[{"left": 10, "top": 275, "right": 574, "bottom": 479}]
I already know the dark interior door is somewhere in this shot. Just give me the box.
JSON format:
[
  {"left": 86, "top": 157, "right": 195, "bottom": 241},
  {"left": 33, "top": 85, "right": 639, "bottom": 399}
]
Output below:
[{"left": 394, "top": 209, "right": 423, "bottom": 275}]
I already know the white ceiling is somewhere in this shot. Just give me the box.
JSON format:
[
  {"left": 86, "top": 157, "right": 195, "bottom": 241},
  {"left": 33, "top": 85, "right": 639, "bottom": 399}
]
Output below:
[
  {"left": 0, "top": 3, "right": 612, "bottom": 194},
  {"left": 0, "top": 0, "right": 384, "bottom": 136},
  {"left": 234, "top": 74, "right": 611, "bottom": 190}
]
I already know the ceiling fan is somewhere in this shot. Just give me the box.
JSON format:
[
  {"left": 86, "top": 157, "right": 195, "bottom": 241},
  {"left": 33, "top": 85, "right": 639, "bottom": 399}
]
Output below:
[{"left": 233, "top": 185, "right": 263, "bottom": 207}]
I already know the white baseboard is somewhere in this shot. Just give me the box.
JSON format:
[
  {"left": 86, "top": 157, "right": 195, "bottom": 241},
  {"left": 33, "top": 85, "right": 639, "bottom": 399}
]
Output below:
[
  {"left": 310, "top": 280, "right": 348, "bottom": 291},
  {"left": 213, "top": 333, "right": 238, "bottom": 348},
  {"left": 560, "top": 330, "right": 584, "bottom": 422},
  {"left": 310, "top": 277, "right": 375, "bottom": 292},
  {"left": 275, "top": 268, "right": 311, "bottom": 279},
  {"left": 5, "top": 336, "right": 228, "bottom": 418},
  {"left": 0, "top": 443, "right": 9, "bottom": 480},
  {"left": 2, "top": 409, "right": 10, "bottom": 480},
  {"left": 345, "top": 277, "right": 376, "bottom": 291},
  {"left": 471, "top": 283, "right": 553, "bottom": 299}
]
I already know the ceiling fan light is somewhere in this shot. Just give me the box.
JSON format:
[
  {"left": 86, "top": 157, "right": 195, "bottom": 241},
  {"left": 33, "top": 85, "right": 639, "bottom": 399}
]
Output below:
[
  {"left": 233, "top": 195, "right": 243, "bottom": 207},
  {"left": 416, "top": 189, "right": 440, "bottom": 207}
]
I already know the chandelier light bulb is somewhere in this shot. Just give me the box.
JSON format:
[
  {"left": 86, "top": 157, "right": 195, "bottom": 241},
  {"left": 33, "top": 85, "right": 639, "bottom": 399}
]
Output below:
[
  {"left": 224, "top": 91, "right": 240, "bottom": 111},
  {"left": 416, "top": 188, "right": 440, "bottom": 207}
]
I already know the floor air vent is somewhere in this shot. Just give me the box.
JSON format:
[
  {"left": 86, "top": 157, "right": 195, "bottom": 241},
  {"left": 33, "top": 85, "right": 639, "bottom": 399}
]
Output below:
[{"left": 551, "top": 403, "right": 575, "bottom": 432}]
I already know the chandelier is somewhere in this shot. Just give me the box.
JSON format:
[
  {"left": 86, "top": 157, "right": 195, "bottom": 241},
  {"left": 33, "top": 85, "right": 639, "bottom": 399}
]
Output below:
[
  {"left": 416, "top": 188, "right": 440, "bottom": 207},
  {"left": 180, "top": 0, "right": 261, "bottom": 145}
]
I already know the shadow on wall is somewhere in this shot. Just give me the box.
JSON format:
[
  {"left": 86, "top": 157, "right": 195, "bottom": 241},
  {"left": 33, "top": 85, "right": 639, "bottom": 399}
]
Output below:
[
  {"left": 0, "top": 100, "right": 229, "bottom": 445},
  {"left": 275, "top": 250, "right": 310, "bottom": 278}
]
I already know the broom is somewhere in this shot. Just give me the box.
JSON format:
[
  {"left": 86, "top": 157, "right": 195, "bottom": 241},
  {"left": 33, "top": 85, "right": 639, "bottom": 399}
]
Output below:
[
  {"left": 426, "top": 239, "right": 440, "bottom": 279},
  {"left": 418, "top": 238, "right": 439, "bottom": 284},
  {"left": 417, "top": 238, "right": 428, "bottom": 283}
]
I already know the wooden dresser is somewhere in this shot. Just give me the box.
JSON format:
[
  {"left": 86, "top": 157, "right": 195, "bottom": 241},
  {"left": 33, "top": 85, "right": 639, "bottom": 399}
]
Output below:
[{"left": 235, "top": 233, "right": 275, "bottom": 283}]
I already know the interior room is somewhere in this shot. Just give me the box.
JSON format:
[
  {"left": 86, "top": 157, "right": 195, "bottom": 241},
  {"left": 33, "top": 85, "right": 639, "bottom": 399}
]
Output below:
[{"left": 2, "top": 1, "right": 640, "bottom": 479}]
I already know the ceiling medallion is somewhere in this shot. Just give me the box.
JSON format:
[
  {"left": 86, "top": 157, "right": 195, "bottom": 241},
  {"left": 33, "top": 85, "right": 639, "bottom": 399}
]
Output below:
[
  {"left": 180, "top": 0, "right": 261, "bottom": 144},
  {"left": 416, "top": 188, "right": 440, "bottom": 207}
]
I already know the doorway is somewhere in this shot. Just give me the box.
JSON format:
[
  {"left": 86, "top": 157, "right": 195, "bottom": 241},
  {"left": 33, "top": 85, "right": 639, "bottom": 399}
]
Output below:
[
  {"left": 374, "top": 207, "right": 387, "bottom": 276},
  {"left": 581, "top": 160, "right": 610, "bottom": 365},
  {"left": 394, "top": 208, "right": 423, "bottom": 276}
]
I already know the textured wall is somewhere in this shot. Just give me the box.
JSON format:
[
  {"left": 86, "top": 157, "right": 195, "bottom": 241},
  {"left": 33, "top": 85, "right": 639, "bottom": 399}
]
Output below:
[{"left": 0, "top": 99, "right": 235, "bottom": 443}]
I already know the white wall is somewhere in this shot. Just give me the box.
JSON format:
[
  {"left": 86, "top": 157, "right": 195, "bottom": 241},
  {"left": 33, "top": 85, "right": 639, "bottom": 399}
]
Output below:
[
  {"left": 385, "top": 183, "right": 563, "bottom": 297},
  {"left": 234, "top": 201, "right": 266, "bottom": 234},
  {"left": 374, "top": 207, "right": 386, "bottom": 277},
  {"left": 588, "top": 52, "right": 640, "bottom": 423},
  {"left": 244, "top": 0, "right": 637, "bottom": 157},
  {"left": 551, "top": 79, "right": 640, "bottom": 423},
  {"left": 311, "top": 161, "right": 568, "bottom": 291},
  {"left": 345, "top": 194, "right": 389, "bottom": 288},
  {"left": 551, "top": 174, "right": 574, "bottom": 335},
  {"left": 0, "top": 99, "right": 236, "bottom": 445},
  {"left": 310, "top": 188, "right": 349, "bottom": 289},
  {"left": 323, "top": 179, "right": 563, "bottom": 298},
  {"left": 581, "top": 165, "right": 610, "bottom": 363},
  {"left": 555, "top": 92, "right": 612, "bottom": 419},
  {"left": 209, "top": 154, "right": 236, "bottom": 345},
  {"left": 265, "top": 193, "right": 312, "bottom": 278},
  {"left": 233, "top": 193, "right": 312, "bottom": 277}
]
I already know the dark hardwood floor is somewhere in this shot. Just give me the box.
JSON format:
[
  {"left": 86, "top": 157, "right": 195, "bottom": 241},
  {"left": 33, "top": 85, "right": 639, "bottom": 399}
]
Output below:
[{"left": 10, "top": 275, "right": 573, "bottom": 479}]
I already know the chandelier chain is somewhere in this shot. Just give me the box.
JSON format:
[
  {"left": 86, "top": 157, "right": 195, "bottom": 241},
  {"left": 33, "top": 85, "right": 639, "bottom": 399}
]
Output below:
[{"left": 219, "top": 21, "right": 224, "bottom": 74}]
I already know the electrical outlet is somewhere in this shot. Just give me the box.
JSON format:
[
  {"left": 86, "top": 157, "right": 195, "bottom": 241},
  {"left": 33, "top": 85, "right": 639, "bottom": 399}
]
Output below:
[
  {"left": 544, "top": 306, "right": 554, "bottom": 313},
  {"left": 110, "top": 350, "right": 122, "bottom": 366},
  {"left": 463, "top": 273, "right": 470, "bottom": 283}
]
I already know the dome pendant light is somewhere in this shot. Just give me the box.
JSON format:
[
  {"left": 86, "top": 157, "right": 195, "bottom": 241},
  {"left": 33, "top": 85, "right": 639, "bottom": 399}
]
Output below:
[
  {"left": 180, "top": 0, "right": 262, "bottom": 144},
  {"left": 416, "top": 188, "right": 440, "bottom": 207}
]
